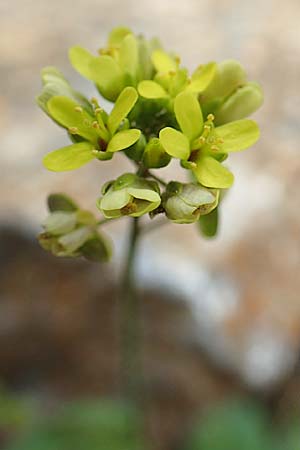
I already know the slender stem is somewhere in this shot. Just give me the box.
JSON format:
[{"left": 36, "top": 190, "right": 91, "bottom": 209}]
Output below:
[
  {"left": 147, "top": 171, "right": 168, "bottom": 187},
  {"left": 119, "top": 217, "right": 142, "bottom": 403}
]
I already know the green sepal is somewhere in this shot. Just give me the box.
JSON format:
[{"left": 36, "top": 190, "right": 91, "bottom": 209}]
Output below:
[
  {"left": 124, "top": 133, "right": 146, "bottom": 162},
  {"left": 43, "top": 142, "right": 95, "bottom": 172},
  {"left": 193, "top": 155, "right": 234, "bottom": 188},
  {"left": 94, "top": 150, "right": 114, "bottom": 161},
  {"left": 80, "top": 233, "right": 112, "bottom": 262},
  {"left": 198, "top": 207, "right": 219, "bottom": 238},
  {"left": 47, "top": 193, "right": 78, "bottom": 212},
  {"left": 142, "top": 137, "right": 171, "bottom": 168},
  {"left": 107, "top": 129, "right": 141, "bottom": 153},
  {"left": 174, "top": 91, "right": 203, "bottom": 142},
  {"left": 58, "top": 226, "right": 94, "bottom": 255},
  {"left": 107, "top": 86, "right": 138, "bottom": 135},
  {"left": 159, "top": 127, "right": 190, "bottom": 160}
]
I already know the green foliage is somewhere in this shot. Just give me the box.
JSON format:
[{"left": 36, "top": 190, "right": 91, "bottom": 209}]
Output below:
[
  {"left": 37, "top": 25, "right": 264, "bottom": 259},
  {"left": 6, "top": 400, "right": 144, "bottom": 450}
]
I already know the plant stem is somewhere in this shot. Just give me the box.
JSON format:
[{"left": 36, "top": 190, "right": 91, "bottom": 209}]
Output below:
[
  {"left": 147, "top": 171, "right": 168, "bottom": 187},
  {"left": 119, "top": 217, "right": 142, "bottom": 403}
]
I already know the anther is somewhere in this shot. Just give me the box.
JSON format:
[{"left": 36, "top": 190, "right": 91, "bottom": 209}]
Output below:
[
  {"left": 210, "top": 145, "right": 220, "bottom": 152},
  {"left": 95, "top": 108, "right": 103, "bottom": 114},
  {"left": 207, "top": 114, "right": 215, "bottom": 121},
  {"left": 74, "top": 106, "right": 83, "bottom": 113},
  {"left": 68, "top": 127, "right": 79, "bottom": 134},
  {"left": 92, "top": 121, "right": 100, "bottom": 129},
  {"left": 92, "top": 149, "right": 99, "bottom": 155}
]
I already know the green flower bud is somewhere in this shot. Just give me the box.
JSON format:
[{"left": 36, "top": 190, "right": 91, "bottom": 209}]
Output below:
[
  {"left": 214, "top": 82, "right": 264, "bottom": 125},
  {"left": 202, "top": 60, "right": 247, "bottom": 102},
  {"left": 97, "top": 173, "right": 161, "bottom": 219},
  {"left": 163, "top": 182, "right": 219, "bottom": 224},
  {"left": 142, "top": 137, "right": 171, "bottom": 168}
]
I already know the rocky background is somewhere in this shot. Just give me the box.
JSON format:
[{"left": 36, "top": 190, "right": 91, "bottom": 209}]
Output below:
[{"left": 0, "top": 0, "right": 300, "bottom": 448}]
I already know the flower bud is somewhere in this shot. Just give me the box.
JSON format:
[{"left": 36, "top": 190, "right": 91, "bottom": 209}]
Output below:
[
  {"left": 214, "top": 82, "right": 264, "bottom": 125},
  {"left": 163, "top": 182, "right": 219, "bottom": 224},
  {"left": 97, "top": 173, "right": 161, "bottom": 218},
  {"left": 142, "top": 137, "right": 171, "bottom": 168},
  {"left": 202, "top": 60, "right": 247, "bottom": 102}
]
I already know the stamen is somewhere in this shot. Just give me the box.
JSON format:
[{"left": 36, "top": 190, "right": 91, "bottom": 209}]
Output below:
[
  {"left": 207, "top": 113, "right": 215, "bottom": 121},
  {"left": 68, "top": 127, "right": 79, "bottom": 134},
  {"left": 92, "top": 121, "right": 100, "bottom": 129},
  {"left": 74, "top": 106, "right": 83, "bottom": 113},
  {"left": 210, "top": 145, "right": 220, "bottom": 152}
]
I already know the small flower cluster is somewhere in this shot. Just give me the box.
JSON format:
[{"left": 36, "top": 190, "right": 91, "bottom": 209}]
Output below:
[{"left": 37, "top": 26, "right": 263, "bottom": 259}]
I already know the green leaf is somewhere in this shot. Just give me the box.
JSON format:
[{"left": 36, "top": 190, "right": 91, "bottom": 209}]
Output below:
[
  {"left": 108, "top": 27, "right": 132, "bottom": 46},
  {"left": 214, "top": 82, "right": 264, "bottom": 125},
  {"left": 107, "top": 129, "right": 141, "bottom": 153},
  {"left": 119, "top": 34, "right": 139, "bottom": 79},
  {"left": 89, "top": 56, "right": 124, "bottom": 101},
  {"left": 47, "top": 96, "right": 98, "bottom": 143},
  {"left": 107, "top": 87, "right": 138, "bottom": 135},
  {"left": 174, "top": 91, "right": 203, "bottom": 141},
  {"left": 47, "top": 193, "right": 78, "bottom": 212},
  {"left": 199, "top": 207, "right": 219, "bottom": 237},
  {"left": 159, "top": 127, "right": 190, "bottom": 159},
  {"left": 69, "top": 46, "right": 95, "bottom": 80},
  {"left": 214, "top": 119, "right": 260, "bottom": 152},
  {"left": 43, "top": 142, "right": 95, "bottom": 172},
  {"left": 151, "top": 49, "right": 177, "bottom": 73},
  {"left": 193, "top": 155, "right": 234, "bottom": 188},
  {"left": 188, "top": 62, "right": 217, "bottom": 93},
  {"left": 138, "top": 80, "right": 168, "bottom": 99}
]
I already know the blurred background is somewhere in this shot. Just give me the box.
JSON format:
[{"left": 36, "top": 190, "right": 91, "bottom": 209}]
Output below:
[{"left": 1, "top": 0, "right": 300, "bottom": 449}]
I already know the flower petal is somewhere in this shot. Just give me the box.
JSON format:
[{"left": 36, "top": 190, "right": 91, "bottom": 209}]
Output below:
[
  {"left": 188, "top": 62, "right": 217, "bottom": 93},
  {"left": 107, "top": 129, "right": 141, "bottom": 153},
  {"left": 193, "top": 155, "right": 234, "bottom": 188},
  {"left": 99, "top": 189, "right": 131, "bottom": 211},
  {"left": 174, "top": 91, "right": 203, "bottom": 141},
  {"left": 89, "top": 55, "right": 124, "bottom": 101},
  {"left": 119, "top": 34, "right": 139, "bottom": 80},
  {"left": 138, "top": 80, "right": 168, "bottom": 99},
  {"left": 69, "top": 46, "right": 95, "bottom": 80},
  {"left": 159, "top": 127, "right": 190, "bottom": 160},
  {"left": 214, "top": 119, "right": 260, "bottom": 152},
  {"left": 107, "top": 87, "right": 138, "bottom": 135},
  {"left": 47, "top": 96, "right": 98, "bottom": 143},
  {"left": 43, "top": 142, "right": 95, "bottom": 172},
  {"left": 151, "top": 49, "right": 177, "bottom": 73}
]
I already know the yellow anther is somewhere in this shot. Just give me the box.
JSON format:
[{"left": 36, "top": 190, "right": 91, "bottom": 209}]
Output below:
[
  {"left": 207, "top": 113, "right": 215, "bottom": 121},
  {"left": 217, "top": 138, "right": 225, "bottom": 144},
  {"left": 92, "top": 121, "right": 99, "bottom": 129},
  {"left": 198, "top": 136, "right": 206, "bottom": 144},
  {"left": 92, "top": 149, "right": 99, "bottom": 155},
  {"left": 204, "top": 125, "right": 211, "bottom": 131},
  {"left": 210, "top": 145, "right": 220, "bottom": 152},
  {"left": 74, "top": 106, "right": 83, "bottom": 113},
  {"left": 175, "top": 56, "right": 181, "bottom": 65},
  {"left": 95, "top": 108, "right": 103, "bottom": 114},
  {"left": 68, "top": 127, "right": 78, "bottom": 134}
]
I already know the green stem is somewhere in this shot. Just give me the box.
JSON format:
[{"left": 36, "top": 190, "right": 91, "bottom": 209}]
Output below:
[
  {"left": 147, "top": 171, "right": 168, "bottom": 187},
  {"left": 119, "top": 217, "right": 142, "bottom": 403}
]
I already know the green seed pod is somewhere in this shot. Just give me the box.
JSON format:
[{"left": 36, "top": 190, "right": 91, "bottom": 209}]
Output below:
[
  {"left": 97, "top": 173, "right": 161, "bottom": 219},
  {"left": 142, "top": 137, "right": 171, "bottom": 168},
  {"left": 163, "top": 182, "right": 219, "bottom": 224},
  {"left": 214, "top": 82, "right": 264, "bottom": 125}
]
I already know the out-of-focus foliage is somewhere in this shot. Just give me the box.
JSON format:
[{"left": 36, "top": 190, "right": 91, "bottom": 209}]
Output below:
[{"left": 5, "top": 400, "right": 144, "bottom": 450}]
